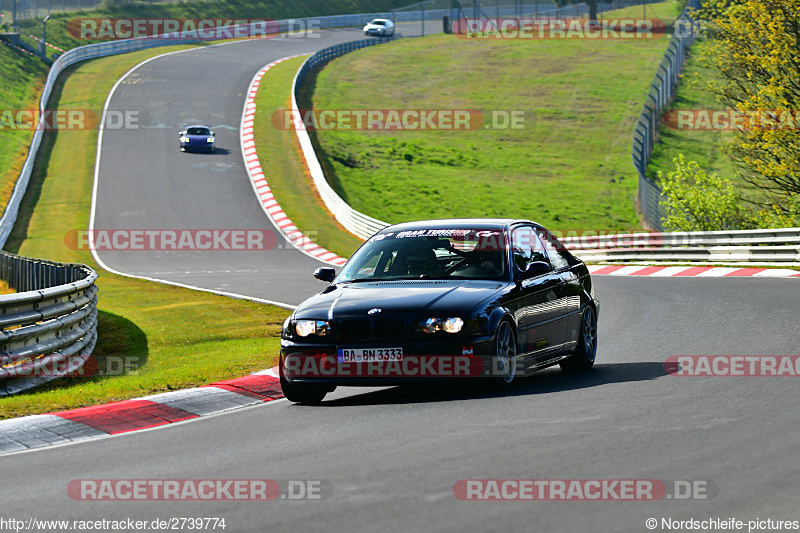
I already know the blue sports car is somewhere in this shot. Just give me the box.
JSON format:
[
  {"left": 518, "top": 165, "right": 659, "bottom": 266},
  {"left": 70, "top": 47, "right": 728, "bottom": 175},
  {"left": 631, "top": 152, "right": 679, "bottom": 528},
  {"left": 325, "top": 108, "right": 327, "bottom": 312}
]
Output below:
[{"left": 179, "top": 125, "right": 215, "bottom": 153}]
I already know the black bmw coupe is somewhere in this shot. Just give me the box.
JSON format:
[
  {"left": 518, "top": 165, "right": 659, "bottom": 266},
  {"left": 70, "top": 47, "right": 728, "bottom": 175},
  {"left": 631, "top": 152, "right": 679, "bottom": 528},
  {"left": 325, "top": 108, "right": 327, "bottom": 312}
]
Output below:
[{"left": 280, "top": 219, "right": 599, "bottom": 404}]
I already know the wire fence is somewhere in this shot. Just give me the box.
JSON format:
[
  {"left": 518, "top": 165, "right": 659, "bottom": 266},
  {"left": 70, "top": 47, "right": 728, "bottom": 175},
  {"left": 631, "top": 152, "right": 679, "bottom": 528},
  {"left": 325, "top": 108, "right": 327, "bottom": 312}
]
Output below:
[
  {"left": 392, "top": 0, "right": 666, "bottom": 37},
  {"left": 632, "top": 0, "right": 702, "bottom": 230}
]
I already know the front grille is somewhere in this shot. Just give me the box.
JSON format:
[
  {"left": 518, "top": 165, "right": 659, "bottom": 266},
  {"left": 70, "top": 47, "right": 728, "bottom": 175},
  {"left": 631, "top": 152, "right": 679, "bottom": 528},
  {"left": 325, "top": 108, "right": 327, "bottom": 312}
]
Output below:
[
  {"left": 338, "top": 319, "right": 370, "bottom": 340},
  {"left": 335, "top": 318, "right": 408, "bottom": 341},
  {"left": 373, "top": 318, "right": 404, "bottom": 338}
]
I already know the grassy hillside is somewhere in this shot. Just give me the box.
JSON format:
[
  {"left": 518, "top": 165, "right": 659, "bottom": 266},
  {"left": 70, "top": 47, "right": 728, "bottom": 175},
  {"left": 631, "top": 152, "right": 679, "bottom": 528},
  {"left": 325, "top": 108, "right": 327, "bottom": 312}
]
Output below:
[
  {"left": 0, "top": 46, "right": 48, "bottom": 214},
  {"left": 646, "top": 39, "right": 737, "bottom": 184},
  {"left": 307, "top": 2, "right": 685, "bottom": 232}
]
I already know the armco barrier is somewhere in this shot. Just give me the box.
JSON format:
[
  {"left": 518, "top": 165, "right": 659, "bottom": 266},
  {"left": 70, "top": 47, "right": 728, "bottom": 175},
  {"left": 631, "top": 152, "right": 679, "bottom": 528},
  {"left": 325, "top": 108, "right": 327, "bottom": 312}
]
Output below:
[
  {"left": 0, "top": 251, "right": 98, "bottom": 396},
  {"left": 291, "top": 39, "right": 393, "bottom": 240},
  {"left": 563, "top": 227, "right": 800, "bottom": 265},
  {"left": 632, "top": 0, "right": 702, "bottom": 230}
]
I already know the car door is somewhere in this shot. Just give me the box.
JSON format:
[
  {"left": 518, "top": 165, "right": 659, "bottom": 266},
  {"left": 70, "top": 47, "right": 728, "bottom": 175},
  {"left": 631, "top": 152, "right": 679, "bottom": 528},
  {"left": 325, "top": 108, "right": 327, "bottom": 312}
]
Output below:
[
  {"left": 537, "top": 228, "right": 583, "bottom": 349},
  {"left": 504, "top": 225, "right": 563, "bottom": 369}
]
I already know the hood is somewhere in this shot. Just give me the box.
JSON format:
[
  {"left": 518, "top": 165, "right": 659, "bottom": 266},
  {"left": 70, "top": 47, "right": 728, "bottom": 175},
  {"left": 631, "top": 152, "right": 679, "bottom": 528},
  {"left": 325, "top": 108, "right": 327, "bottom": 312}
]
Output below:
[{"left": 294, "top": 279, "right": 506, "bottom": 320}]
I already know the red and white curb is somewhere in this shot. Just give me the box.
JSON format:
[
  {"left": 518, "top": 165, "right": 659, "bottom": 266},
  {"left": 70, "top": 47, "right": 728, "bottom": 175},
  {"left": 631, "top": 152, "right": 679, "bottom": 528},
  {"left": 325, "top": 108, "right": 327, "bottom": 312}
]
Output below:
[
  {"left": 240, "top": 56, "right": 347, "bottom": 267},
  {"left": 588, "top": 264, "right": 800, "bottom": 278},
  {"left": 0, "top": 368, "right": 282, "bottom": 455}
]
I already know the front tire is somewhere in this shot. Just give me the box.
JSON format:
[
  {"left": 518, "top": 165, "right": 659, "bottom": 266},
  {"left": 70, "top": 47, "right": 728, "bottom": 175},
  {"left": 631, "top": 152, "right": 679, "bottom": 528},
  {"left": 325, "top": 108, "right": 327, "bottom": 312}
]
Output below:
[
  {"left": 560, "top": 306, "right": 597, "bottom": 372},
  {"left": 280, "top": 375, "right": 331, "bottom": 404},
  {"left": 493, "top": 320, "right": 517, "bottom": 384}
]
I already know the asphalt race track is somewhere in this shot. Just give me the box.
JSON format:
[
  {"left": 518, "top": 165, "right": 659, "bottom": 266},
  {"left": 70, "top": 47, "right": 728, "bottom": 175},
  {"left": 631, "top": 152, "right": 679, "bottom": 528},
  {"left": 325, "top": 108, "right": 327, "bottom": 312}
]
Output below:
[
  {"left": 91, "top": 23, "right": 424, "bottom": 306},
  {"left": 5, "top": 23, "right": 800, "bottom": 533},
  {"left": 92, "top": 29, "right": 373, "bottom": 306},
  {"left": 4, "top": 277, "right": 800, "bottom": 531}
]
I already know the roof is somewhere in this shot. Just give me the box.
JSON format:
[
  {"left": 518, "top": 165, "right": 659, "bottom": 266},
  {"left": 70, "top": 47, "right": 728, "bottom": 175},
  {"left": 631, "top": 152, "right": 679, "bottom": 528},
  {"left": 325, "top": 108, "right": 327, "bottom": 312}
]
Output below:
[{"left": 379, "top": 218, "right": 540, "bottom": 232}]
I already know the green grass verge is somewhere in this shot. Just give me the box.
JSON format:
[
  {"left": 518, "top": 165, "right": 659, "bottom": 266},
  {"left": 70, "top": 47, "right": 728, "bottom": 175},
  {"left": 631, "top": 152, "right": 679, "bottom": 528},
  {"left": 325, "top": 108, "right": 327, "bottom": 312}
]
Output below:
[
  {"left": 0, "top": 44, "right": 291, "bottom": 420},
  {"left": 0, "top": 46, "right": 49, "bottom": 218},
  {"left": 301, "top": 2, "right": 684, "bottom": 234},
  {"left": 645, "top": 39, "right": 738, "bottom": 184},
  {"left": 252, "top": 55, "right": 364, "bottom": 259}
]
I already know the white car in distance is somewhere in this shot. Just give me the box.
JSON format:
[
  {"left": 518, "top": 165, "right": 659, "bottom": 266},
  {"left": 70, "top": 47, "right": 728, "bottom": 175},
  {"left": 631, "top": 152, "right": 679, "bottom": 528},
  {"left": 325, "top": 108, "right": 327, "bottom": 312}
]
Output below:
[{"left": 363, "top": 18, "right": 395, "bottom": 37}]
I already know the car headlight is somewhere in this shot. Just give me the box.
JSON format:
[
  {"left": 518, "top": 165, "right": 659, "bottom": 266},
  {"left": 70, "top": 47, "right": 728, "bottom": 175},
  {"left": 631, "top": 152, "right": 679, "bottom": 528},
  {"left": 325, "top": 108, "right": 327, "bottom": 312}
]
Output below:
[
  {"left": 294, "top": 319, "right": 331, "bottom": 337},
  {"left": 206, "top": 137, "right": 214, "bottom": 143},
  {"left": 421, "top": 317, "right": 464, "bottom": 334},
  {"left": 180, "top": 136, "right": 190, "bottom": 143}
]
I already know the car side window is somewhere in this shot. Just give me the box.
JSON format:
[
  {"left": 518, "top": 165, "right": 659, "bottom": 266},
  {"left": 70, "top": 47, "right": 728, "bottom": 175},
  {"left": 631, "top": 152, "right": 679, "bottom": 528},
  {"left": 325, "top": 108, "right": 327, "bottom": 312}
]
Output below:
[
  {"left": 511, "top": 226, "right": 549, "bottom": 272},
  {"left": 538, "top": 230, "right": 572, "bottom": 271}
]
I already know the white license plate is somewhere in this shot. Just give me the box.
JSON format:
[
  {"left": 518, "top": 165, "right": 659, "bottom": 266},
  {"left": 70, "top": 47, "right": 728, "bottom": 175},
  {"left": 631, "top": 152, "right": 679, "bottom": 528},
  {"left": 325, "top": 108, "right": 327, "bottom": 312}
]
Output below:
[{"left": 337, "top": 347, "right": 404, "bottom": 362}]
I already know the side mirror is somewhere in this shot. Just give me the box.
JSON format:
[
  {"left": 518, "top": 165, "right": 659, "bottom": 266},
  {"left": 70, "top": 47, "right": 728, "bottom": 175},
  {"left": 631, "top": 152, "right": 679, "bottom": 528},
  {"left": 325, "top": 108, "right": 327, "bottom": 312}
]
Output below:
[
  {"left": 314, "top": 267, "right": 336, "bottom": 283},
  {"left": 211, "top": 131, "right": 215, "bottom": 136},
  {"left": 178, "top": 131, "right": 185, "bottom": 136},
  {"left": 519, "top": 261, "right": 550, "bottom": 279}
]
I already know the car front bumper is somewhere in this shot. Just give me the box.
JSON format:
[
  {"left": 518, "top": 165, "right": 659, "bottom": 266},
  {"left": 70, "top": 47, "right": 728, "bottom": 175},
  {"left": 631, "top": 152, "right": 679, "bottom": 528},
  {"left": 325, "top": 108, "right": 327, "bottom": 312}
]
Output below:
[{"left": 280, "top": 335, "right": 496, "bottom": 386}]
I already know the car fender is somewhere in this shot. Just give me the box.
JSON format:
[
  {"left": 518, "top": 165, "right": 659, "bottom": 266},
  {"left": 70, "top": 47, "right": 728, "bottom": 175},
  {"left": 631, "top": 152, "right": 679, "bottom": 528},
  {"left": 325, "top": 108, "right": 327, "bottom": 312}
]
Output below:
[{"left": 486, "top": 305, "right": 515, "bottom": 336}]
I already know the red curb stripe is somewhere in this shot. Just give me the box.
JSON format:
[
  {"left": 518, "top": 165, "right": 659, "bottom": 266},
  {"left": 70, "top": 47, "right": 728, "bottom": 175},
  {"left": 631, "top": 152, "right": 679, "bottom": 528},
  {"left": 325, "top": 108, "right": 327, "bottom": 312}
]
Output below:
[
  {"left": 210, "top": 375, "right": 283, "bottom": 400},
  {"left": 673, "top": 266, "right": 714, "bottom": 276},
  {"left": 591, "top": 265, "right": 627, "bottom": 275},
  {"left": 52, "top": 400, "right": 197, "bottom": 435},
  {"left": 628, "top": 266, "right": 665, "bottom": 276},
  {"left": 724, "top": 268, "right": 767, "bottom": 276},
  {"left": 241, "top": 55, "right": 349, "bottom": 268},
  {"left": 210, "top": 384, "right": 277, "bottom": 401}
]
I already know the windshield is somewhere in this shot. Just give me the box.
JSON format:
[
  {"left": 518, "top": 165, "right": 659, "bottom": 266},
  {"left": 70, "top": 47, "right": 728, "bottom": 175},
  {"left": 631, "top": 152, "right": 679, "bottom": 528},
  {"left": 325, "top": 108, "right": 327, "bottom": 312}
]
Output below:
[
  {"left": 337, "top": 228, "right": 508, "bottom": 282},
  {"left": 187, "top": 127, "right": 210, "bottom": 135}
]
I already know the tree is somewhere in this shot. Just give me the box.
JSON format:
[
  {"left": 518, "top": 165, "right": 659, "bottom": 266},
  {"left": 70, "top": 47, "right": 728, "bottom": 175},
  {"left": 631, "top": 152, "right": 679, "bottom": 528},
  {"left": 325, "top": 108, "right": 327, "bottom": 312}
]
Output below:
[
  {"left": 552, "top": 0, "right": 613, "bottom": 22},
  {"left": 699, "top": 0, "right": 800, "bottom": 208},
  {"left": 659, "top": 155, "right": 746, "bottom": 231}
]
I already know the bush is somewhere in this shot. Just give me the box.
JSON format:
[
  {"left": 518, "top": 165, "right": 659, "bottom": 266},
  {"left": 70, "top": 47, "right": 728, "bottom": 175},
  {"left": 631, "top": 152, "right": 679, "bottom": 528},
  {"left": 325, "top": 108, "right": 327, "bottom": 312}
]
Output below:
[{"left": 659, "top": 154, "right": 746, "bottom": 231}]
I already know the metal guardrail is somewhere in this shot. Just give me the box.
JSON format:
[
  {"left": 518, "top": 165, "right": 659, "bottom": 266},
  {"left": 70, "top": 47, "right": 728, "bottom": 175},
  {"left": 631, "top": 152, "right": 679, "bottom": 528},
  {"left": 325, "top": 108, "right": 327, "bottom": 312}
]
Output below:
[
  {"left": 564, "top": 228, "right": 800, "bottom": 265},
  {"left": 292, "top": 38, "right": 393, "bottom": 240},
  {"left": 632, "top": 0, "right": 702, "bottom": 230},
  {"left": 0, "top": 250, "right": 98, "bottom": 396}
]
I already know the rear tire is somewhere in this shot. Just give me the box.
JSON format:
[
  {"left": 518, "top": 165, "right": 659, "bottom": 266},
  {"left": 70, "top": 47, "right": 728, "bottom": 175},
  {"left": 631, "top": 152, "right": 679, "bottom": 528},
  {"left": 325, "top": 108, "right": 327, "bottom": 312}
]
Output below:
[
  {"left": 560, "top": 306, "right": 597, "bottom": 372},
  {"left": 280, "top": 375, "right": 331, "bottom": 404}
]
